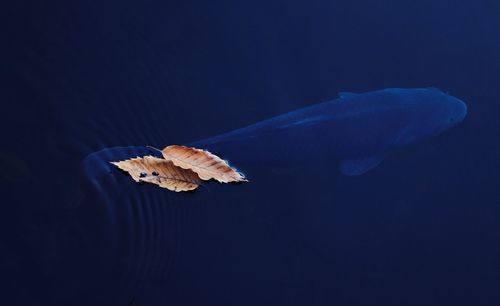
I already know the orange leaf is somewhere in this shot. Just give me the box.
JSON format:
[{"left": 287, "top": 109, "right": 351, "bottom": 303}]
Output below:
[
  {"left": 111, "top": 156, "right": 201, "bottom": 192},
  {"left": 152, "top": 145, "right": 247, "bottom": 183}
]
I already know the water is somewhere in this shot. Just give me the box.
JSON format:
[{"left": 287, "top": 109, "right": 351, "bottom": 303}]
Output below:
[{"left": 1, "top": 0, "right": 499, "bottom": 305}]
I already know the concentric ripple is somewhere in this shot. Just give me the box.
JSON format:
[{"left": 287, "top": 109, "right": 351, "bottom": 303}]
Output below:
[{"left": 81, "top": 145, "right": 200, "bottom": 304}]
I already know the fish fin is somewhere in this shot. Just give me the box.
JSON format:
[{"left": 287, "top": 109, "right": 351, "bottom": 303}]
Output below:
[
  {"left": 338, "top": 91, "right": 359, "bottom": 99},
  {"left": 339, "top": 155, "right": 385, "bottom": 176}
]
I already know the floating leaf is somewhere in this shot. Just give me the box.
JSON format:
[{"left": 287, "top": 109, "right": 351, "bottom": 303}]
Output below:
[
  {"left": 111, "top": 156, "right": 201, "bottom": 192},
  {"left": 149, "top": 145, "right": 247, "bottom": 183}
]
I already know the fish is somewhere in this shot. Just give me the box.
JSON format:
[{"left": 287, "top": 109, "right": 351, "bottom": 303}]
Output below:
[
  {"left": 84, "top": 87, "right": 467, "bottom": 178},
  {"left": 192, "top": 87, "right": 467, "bottom": 175}
]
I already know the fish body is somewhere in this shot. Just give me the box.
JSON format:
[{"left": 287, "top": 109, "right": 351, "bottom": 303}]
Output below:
[
  {"left": 190, "top": 88, "right": 467, "bottom": 175},
  {"left": 84, "top": 88, "right": 467, "bottom": 177}
]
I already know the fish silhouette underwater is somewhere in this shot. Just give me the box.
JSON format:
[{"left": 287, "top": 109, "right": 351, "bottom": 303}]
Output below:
[{"left": 84, "top": 87, "right": 467, "bottom": 180}]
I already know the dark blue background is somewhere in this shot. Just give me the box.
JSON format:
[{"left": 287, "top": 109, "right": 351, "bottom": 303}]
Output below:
[{"left": 1, "top": 0, "right": 499, "bottom": 305}]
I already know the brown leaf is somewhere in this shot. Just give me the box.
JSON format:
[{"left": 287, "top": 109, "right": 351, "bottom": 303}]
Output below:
[
  {"left": 111, "top": 155, "right": 201, "bottom": 192},
  {"left": 152, "top": 145, "right": 247, "bottom": 183}
]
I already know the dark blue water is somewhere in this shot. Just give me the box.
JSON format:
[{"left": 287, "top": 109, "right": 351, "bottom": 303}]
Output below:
[{"left": 1, "top": 0, "right": 499, "bottom": 305}]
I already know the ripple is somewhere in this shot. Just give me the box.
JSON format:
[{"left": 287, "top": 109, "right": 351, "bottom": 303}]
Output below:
[{"left": 81, "top": 145, "right": 198, "bottom": 303}]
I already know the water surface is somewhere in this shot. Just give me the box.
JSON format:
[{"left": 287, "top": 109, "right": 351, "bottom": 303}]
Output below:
[{"left": 1, "top": 0, "right": 500, "bottom": 305}]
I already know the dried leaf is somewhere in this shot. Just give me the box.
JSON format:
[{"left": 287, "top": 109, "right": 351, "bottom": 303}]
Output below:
[
  {"left": 111, "top": 155, "right": 201, "bottom": 192},
  {"left": 152, "top": 145, "right": 247, "bottom": 183}
]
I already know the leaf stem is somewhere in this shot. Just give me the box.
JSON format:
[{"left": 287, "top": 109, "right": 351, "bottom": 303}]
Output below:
[{"left": 146, "top": 145, "right": 162, "bottom": 152}]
